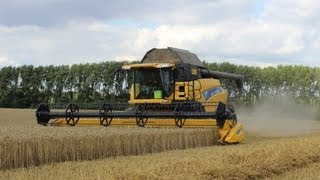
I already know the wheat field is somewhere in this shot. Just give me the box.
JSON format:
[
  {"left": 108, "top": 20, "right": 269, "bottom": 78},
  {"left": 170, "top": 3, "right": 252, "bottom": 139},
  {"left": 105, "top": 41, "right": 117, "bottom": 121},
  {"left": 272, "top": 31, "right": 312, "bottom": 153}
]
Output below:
[
  {"left": 1, "top": 134, "right": 320, "bottom": 179},
  {"left": 0, "top": 109, "right": 217, "bottom": 170},
  {"left": 268, "top": 162, "right": 320, "bottom": 180},
  {"left": 0, "top": 108, "right": 320, "bottom": 179}
]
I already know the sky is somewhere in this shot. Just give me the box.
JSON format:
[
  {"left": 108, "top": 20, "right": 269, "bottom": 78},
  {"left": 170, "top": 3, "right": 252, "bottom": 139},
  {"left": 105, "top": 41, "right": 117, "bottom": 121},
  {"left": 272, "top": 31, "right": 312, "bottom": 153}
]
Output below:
[{"left": 0, "top": 0, "right": 320, "bottom": 68}]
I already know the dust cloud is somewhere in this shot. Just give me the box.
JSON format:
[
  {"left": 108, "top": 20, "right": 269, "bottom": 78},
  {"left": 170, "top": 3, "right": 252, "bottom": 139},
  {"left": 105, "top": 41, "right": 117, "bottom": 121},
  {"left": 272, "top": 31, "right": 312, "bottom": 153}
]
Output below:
[{"left": 236, "top": 95, "right": 320, "bottom": 136}]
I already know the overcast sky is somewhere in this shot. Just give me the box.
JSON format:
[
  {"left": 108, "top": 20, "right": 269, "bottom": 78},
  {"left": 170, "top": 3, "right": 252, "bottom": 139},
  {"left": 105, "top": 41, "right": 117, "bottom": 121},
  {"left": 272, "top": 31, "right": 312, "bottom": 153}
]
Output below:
[{"left": 0, "top": 0, "right": 319, "bottom": 67}]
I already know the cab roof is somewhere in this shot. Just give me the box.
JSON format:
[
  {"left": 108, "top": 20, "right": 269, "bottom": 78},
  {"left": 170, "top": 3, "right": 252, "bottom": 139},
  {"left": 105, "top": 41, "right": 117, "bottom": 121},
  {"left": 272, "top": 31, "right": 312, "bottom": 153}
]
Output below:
[{"left": 141, "top": 47, "right": 205, "bottom": 68}]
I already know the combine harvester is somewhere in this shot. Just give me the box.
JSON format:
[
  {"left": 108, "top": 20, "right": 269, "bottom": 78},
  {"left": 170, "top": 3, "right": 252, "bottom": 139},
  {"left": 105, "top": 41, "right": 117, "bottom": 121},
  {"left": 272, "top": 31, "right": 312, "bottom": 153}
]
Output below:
[{"left": 36, "top": 47, "right": 245, "bottom": 144}]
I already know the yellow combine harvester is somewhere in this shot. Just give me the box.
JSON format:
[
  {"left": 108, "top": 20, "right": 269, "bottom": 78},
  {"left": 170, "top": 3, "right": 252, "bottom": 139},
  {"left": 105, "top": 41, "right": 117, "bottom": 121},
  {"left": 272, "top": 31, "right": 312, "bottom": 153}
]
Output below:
[{"left": 36, "top": 47, "right": 245, "bottom": 144}]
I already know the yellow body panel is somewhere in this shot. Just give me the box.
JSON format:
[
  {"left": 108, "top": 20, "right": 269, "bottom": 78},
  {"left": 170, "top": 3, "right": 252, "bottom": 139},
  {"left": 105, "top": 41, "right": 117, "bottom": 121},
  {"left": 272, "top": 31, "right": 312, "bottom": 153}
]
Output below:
[
  {"left": 128, "top": 99, "right": 172, "bottom": 104},
  {"left": 52, "top": 118, "right": 217, "bottom": 127},
  {"left": 130, "top": 78, "right": 228, "bottom": 104},
  {"left": 217, "top": 120, "right": 245, "bottom": 144},
  {"left": 51, "top": 117, "right": 244, "bottom": 144},
  {"left": 174, "top": 79, "right": 227, "bottom": 103},
  {"left": 123, "top": 63, "right": 175, "bottom": 69},
  {"left": 225, "top": 123, "right": 245, "bottom": 143}
]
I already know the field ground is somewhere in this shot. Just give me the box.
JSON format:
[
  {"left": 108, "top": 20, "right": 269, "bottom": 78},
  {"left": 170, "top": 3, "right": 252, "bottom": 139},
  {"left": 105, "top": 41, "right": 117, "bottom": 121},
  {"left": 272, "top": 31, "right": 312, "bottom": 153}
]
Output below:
[
  {"left": 0, "top": 108, "right": 35, "bottom": 127},
  {"left": 268, "top": 162, "right": 320, "bottom": 180},
  {"left": 0, "top": 108, "right": 320, "bottom": 179}
]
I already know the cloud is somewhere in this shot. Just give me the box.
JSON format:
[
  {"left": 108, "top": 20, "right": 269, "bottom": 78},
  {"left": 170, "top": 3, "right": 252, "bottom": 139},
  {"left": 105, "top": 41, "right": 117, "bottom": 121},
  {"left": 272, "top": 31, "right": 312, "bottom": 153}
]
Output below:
[
  {"left": 0, "top": 54, "right": 16, "bottom": 67},
  {"left": 131, "top": 21, "right": 307, "bottom": 64},
  {"left": 0, "top": 0, "right": 320, "bottom": 67},
  {"left": 0, "top": 0, "right": 256, "bottom": 26},
  {"left": 262, "top": 1, "right": 320, "bottom": 24}
]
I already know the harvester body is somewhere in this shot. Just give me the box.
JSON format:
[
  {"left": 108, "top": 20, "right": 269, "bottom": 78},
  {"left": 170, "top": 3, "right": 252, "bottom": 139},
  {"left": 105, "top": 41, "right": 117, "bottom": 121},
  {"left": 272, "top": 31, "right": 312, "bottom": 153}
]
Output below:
[{"left": 36, "top": 47, "right": 245, "bottom": 144}]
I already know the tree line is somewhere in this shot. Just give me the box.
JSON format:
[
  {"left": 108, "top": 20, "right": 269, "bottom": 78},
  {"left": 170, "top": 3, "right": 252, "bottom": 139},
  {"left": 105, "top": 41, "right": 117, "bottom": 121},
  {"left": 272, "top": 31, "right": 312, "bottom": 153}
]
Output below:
[
  {"left": 0, "top": 61, "right": 319, "bottom": 108},
  {"left": 0, "top": 62, "right": 128, "bottom": 108},
  {"left": 205, "top": 62, "right": 320, "bottom": 106}
]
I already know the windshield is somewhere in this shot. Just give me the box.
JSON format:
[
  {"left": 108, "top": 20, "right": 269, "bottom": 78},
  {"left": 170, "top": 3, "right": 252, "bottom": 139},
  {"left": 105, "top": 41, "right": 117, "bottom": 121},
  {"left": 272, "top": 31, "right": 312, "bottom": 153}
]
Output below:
[{"left": 133, "top": 68, "right": 174, "bottom": 99}]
